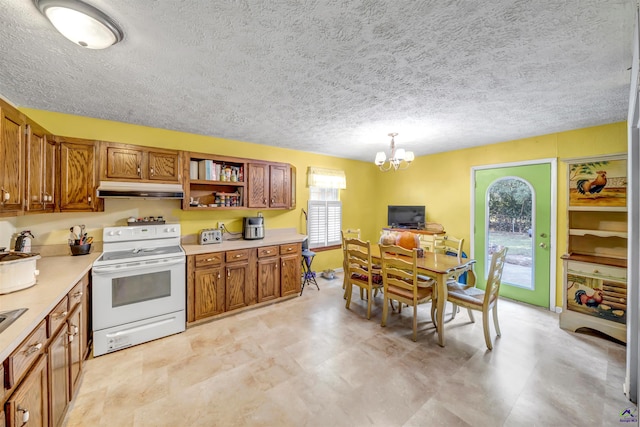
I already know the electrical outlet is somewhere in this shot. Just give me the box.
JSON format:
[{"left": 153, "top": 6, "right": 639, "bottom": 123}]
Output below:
[{"left": 218, "top": 222, "right": 224, "bottom": 231}]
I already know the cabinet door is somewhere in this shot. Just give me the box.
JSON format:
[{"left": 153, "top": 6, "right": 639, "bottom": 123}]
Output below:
[
  {"left": 68, "top": 304, "right": 82, "bottom": 400},
  {"left": 258, "top": 257, "right": 280, "bottom": 302},
  {"left": 25, "top": 124, "right": 44, "bottom": 212},
  {"left": 247, "top": 163, "right": 268, "bottom": 208},
  {"left": 194, "top": 267, "right": 225, "bottom": 319},
  {"left": 6, "top": 355, "right": 48, "bottom": 427},
  {"left": 0, "top": 105, "right": 25, "bottom": 214},
  {"left": 148, "top": 151, "right": 180, "bottom": 181},
  {"left": 280, "top": 254, "right": 301, "bottom": 297},
  {"left": 105, "top": 145, "right": 143, "bottom": 180},
  {"left": 269, "top": 164, "right": 290, "bottom": 208},
  {"left": 44, "top": 139, "right": 56, "bottom": 211},
  {"left": 47, "top": 325, "right": 69, "bottom": 427},
  {"left": 226, "top": 262, "right": 249, "bottom": 311},
  {"left": 59, "top": 138, "right": 101, "bottom": 212}
]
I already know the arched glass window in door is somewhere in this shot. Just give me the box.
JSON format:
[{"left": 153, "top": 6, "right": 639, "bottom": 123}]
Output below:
[{"left": 486, "top": 177, "right": 534, "bottom": 290}]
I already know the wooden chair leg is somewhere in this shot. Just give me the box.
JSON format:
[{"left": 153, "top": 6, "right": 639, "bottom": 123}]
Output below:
[
  {"left": 493, "top": 306, "right": 501, "bottom": 337},
  {"left": 451, "top": 303, "right": 459, "bottom": 319},
  {"left": 483, "top": 311, "right": 493, "bottom": 350},
  {"left": 467, "top": 309, "right": 475, "bottom": 323},
  {"left": 382, "top": 295, "right": 389, "bottom": 326},
  {"left": 430, "top": 300, "right": 437, "bottom": 327},
  {"left": 412, "top": 304, "right": 418, "bottom": 342},
  {"left": 366, "top": 288, "right": 373, "bottom": 320},
  {"left": 345, "top": 283, "right": 352, "bottom": 309}
]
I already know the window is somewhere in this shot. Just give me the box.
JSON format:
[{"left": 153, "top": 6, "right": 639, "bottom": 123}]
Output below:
[{"left": 306, "top": 168, "right": 345, "bottom": 249}]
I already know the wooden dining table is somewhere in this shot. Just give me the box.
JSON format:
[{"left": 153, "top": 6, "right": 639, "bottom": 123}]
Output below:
[{"left": 369, "top": 245, "right": 476, "bottom": 347}]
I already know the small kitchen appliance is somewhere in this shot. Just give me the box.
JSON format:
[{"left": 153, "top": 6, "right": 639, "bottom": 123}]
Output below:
[
  {"left": 14, "top": 230, "right": 34, "bottom": 253},
  {"left": 0, "top": 252, "right": 40, "bottom": 294},
  {"left": 198, "top": 228, "right": 222, "bottom": 245},
  {"left": 91, "top": 224, "right": 185, "bottom": 356},
  {"left": 243, "top": 217, "right": 265, "bottom": 240}
]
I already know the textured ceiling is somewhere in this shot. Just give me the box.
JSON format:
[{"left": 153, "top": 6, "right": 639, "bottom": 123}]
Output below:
[{"left": 0, "top": 1, "right": 636, "bottom": 162}]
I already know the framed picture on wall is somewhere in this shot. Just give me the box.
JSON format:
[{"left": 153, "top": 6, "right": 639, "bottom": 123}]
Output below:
[{"left": 568, "top": 155, "right": 627, "bottom": 208}]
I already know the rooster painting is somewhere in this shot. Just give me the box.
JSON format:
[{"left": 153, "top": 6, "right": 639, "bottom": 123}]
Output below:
[
  {"left": 577, "top": 170, "right": 607, "bottom": 195},
  {"left": 574, "top": 288, "right": 604, "bottom": 307}
]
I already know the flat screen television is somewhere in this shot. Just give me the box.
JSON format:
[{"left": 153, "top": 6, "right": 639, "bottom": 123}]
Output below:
[{"left": 388, "top": 205, "right": 425, "bottom": 229}]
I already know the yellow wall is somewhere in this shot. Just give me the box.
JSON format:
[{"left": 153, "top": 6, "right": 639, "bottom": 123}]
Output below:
[
  {"left": 373, "top": 122, "right": 627, "bottom": 306},
  {"left": 13, "top": 108, "right": 629, "bottom": 306}
]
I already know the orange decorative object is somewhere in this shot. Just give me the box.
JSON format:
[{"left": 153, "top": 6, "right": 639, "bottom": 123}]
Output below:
[{"left": 396, "top": 231, "right": 420, "bottom": 250}]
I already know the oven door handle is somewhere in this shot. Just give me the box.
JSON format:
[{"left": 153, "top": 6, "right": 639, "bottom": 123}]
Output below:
[{"left": 93, "top": 257, "right": 185, "bottom": 274}]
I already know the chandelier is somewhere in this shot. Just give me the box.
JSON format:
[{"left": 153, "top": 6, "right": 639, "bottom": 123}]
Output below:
[{"left": 374, "top": 133, "right": 415, "bottom": 171}]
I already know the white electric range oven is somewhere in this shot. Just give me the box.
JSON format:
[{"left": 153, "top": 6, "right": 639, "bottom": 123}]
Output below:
[{"left": 92, "top": 224, "right": 185, "bottom": 356}]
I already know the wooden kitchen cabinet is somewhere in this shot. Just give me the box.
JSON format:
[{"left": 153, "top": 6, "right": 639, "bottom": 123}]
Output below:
[
  {"left": 67, "top": 304, "right": 82, "bottom": 401},
  {"left": 225, "top": 249, "right": 252, "bottom": 311},
  {"left": 247, "top": 162, "right": 292, "bottom": 209},
  {"left": 58, "top": 137, "right": 103, "bottom": 212},
  {"left": 5, "top": 355, "right": 48, "bottom": 427},
  {"left": 280, "top": 243, "right": 302, "bottom": 297},
  {"left": 0, "top": 100, "right": 25, "bottom": 216},
  {"left": 25, "top": 122, "right": 56, "bottom": 213},
  {"left": 257, "top": 246, "right": 280, "bottom": 303},
  {"left": 192, "top": 253, "right": 226, "bottom": 320},
  {"left": 100, "top": 142, "right": 180, "bottom": 183},
  {"left": 47, "top": 323, "right": 68, "bottom": 427}
]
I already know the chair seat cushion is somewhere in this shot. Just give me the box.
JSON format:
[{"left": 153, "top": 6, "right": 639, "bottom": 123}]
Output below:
[
  {"left": 388, "top": 284, "right": 432, "bottom": 301},
  {"left": 351, "top": 272, "right": 383, "bottom": 285},
  {"left": 448, "top": 286, "right": 493, "bottom": 306}
]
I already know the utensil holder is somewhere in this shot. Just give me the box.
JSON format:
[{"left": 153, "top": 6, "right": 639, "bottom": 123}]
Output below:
[{"left": 70, "top": 244, "right": 91, "bottom": 256}]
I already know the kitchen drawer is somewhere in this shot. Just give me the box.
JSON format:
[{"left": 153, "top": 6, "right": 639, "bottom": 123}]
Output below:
[
  {"left": 257, "top": 246, "right": 278, "bottom": 258},
  {"left": 68, "top": 278, "right": 86, "bottom": 311},
  {"left": 566, "top": 260, "right": 627, "bottom": 283},
  {"left": 280, "top": 243, "right": 300, "bottom": 256},
  {"left": 5, "top": 319, "right": 46, "bottom": 389},
  {"left": 195, "top": 253, "right": 223, "bottom": 268},
  {"left": 47, "top": 296, "right": 69, "bottom": 337},
  {"left": 226, "top": 249, "right": 250, "bottom": 263}
]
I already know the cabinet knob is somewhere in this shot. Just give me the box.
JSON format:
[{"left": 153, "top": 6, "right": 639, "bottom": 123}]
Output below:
[
  {"left": 73, "top": 291, "right": 83, "bottom": 299},
  {"left": 206, "top": 258, "right": 213, "bottom": 262},
  {"left": 18, "top": 407, "right": 29, "bottom": 424},
  {"left": 137, "top": 166, "right": 141, "bottom": 175},
  {"left": 53, "top": 310, "right": 68, "bottom": 319},
  {"left": 235, "top": 254, "right": 241, "bottom": 258},
  {"left": 217, "top": 272, "right": 221, "bottom": 279},
  {"left": 227, "top": 269, "right": 230, "bottom": 277},
  {"left": 24, "top": 342, "right": 42, "bottom": 356},
  {"left": 150, "top": 167, "right": 154, "bottom": 176},
  {"left": 88, "top": 196, "right": 92, "bottom": 203}
]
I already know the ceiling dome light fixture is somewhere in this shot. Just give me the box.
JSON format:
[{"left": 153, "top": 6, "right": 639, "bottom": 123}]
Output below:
[
  {"left": 35, "top": 0, "right": 123, "bottom": 49},
  {"left": 374, "top": 133, "right": 415, "bottom": 171}
]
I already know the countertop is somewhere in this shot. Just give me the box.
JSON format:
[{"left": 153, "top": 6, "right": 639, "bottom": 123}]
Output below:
[
  {"left": 0, "top": 252, "right": 100, "bottom": 362},
  {"left": 182, "top": 228, "right": 307, "bottom": 255}
]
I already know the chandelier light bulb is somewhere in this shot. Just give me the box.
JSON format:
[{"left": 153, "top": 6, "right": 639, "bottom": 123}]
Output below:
[{"left": 374, "top": 133, "right": 414, "bottom": 172}]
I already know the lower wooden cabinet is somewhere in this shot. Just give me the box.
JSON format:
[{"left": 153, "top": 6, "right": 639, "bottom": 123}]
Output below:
[
  {"left": 6, "top": 356, "right": 48, "bottom": 427},
  {"left": 2, "top": 272, "right": 90, "bottom": 427},
  {"left": 187, "top": 241, "right": 302, "bottom": 323},
  {"left": 47, "top": 325, "right": 68, "bottom": 427}
]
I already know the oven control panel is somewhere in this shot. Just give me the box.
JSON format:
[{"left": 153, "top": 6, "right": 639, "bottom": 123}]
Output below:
[{"left": 198, "top": 229, "right": 222, "bottom": 245}]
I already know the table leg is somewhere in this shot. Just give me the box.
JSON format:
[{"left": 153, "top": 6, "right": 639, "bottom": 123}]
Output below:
[{"left": 436, "top": 272, "right": 446, "bottom": 347}]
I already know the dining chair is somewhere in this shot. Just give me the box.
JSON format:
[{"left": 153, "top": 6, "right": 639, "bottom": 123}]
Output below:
[
  {"left": 379, "top": 244, "right": 434, "bottom": 341},
  {"left": 434, "top": 235, "right": 466, "bottom": 318},
  {"left": 344, "top": 238, "right": 383, "bottom": 320},
  {"left": 341, "top": 228, "right": 361, "bottom": 289},
  {"left": 445, "top": 246, "right": 508, "bottom": 350}
]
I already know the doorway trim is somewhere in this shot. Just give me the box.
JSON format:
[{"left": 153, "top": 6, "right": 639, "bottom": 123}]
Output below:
[{"left": 470, "top": 158, "right": 558, "bottom": 311}]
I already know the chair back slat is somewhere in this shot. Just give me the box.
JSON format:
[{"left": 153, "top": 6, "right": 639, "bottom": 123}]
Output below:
[
  {"left": 345, "top": 238, "right": 374, "bottom": 286},
  {"left": 484, "top": 246, "right": 508, "bottom": 306},
  {"left": 434, "top": 235, "right": 464, "bottom": 260}
]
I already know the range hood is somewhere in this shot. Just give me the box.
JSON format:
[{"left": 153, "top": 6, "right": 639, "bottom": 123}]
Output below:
[{"left": 97, "top": 181, "right": 184, "bottom": 199}]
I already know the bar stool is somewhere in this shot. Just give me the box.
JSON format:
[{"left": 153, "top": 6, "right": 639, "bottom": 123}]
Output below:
[{"left": 301, "top": 248, "right": 319, "bottom": 295}]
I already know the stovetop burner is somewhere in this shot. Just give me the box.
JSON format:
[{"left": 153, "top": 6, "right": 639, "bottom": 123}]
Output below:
[{"left": 97, "top": 245, "right": 184, "bottom": 263}]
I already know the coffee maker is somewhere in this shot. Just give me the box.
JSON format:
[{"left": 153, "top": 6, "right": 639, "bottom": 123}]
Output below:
[{"left": 243, "top": 217, "right": 265, "bottom": 240}]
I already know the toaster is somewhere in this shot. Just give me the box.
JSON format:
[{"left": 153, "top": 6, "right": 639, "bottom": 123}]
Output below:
[{"left": 198, "top": 229, "right": 222, "bottom": 245}]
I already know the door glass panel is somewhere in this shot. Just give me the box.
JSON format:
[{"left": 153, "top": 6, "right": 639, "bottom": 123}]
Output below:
[
  {"left": 486, "top": 177, "right": 534, "bottom": 289},
  {"left": 112, "top": 271, "right": 171, "bottom": 307}
]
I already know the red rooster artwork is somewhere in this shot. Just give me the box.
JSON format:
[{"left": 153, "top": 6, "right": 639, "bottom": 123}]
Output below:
[
  {"left": 577, "top": 170, "right": 607, "bottom": 195},
  {"left": 574, "top": 288, "right": 604, "bottom": 307}
]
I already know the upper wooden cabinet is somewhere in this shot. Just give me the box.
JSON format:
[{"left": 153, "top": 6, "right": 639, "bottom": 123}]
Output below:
[
  {"left": 58, "top": 137, "right": 103, "bottom": 212},
  {"left": 247, "top": 162, "right": 292, "bottom": 209},
  {"left": 100, "top": 142, "right": 180, "bottom": 183},
  {"left": 0, "top": 100, "right": 25, "bottom": 216},
  {"left": 25, "top": 121, "right": 56, "bottom": 213}
]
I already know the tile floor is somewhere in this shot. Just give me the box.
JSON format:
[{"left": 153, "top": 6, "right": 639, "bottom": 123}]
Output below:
[{"left": 64, "top": 275, "right": 636, "bottom": 426}]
